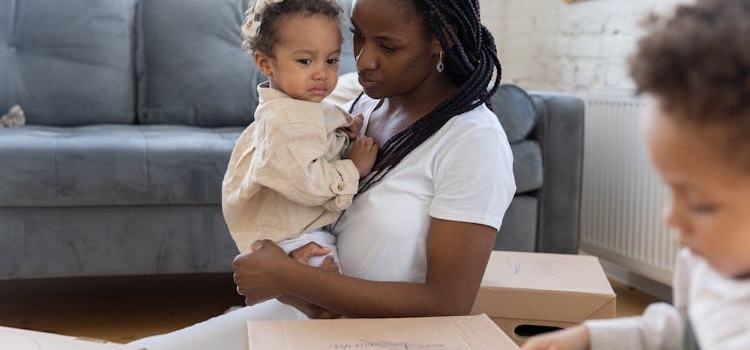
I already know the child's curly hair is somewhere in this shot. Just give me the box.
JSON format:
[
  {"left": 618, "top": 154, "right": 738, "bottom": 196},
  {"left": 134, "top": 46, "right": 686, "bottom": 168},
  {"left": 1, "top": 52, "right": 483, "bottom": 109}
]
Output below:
[
  {"left": 629, "top": 0, "right": 750, "bottom": 165},
  {"left": 242, "top": 0, "right": 343, "bottom": 56}
]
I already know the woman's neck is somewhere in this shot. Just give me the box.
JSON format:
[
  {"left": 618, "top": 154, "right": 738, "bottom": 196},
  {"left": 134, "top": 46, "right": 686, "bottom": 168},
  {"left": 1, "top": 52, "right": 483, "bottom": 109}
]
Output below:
[{"left": 383, "top": 77, "right": 457, "bottom": 123}]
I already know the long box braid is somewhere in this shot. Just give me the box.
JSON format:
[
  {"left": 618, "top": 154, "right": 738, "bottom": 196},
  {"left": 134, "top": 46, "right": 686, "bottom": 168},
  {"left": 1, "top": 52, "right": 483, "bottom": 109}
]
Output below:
[{"left": 357, "top": 0, "right": 502, "bottom": 195}]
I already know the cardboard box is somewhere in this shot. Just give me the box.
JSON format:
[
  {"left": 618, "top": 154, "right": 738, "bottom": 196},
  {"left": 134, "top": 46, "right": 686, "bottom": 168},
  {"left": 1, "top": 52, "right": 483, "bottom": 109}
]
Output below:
[
  {"left": 471, "top": 251, "right": 616, "bottom": 346},
  {"left": 0, "top": 326, "right": 143, "bottom": 350},
  {"left": 246, "top": 314, "right": 520, "bottom": 349}
]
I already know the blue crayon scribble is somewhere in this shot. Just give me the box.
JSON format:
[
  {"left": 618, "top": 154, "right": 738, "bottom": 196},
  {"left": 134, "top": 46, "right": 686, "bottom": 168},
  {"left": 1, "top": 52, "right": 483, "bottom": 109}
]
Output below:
[
  {"left": 507, "top": 258, "right": 521, "bottom": 275},
  {"left": 506, "top": 258, "right": 563, "bottom": 276}
]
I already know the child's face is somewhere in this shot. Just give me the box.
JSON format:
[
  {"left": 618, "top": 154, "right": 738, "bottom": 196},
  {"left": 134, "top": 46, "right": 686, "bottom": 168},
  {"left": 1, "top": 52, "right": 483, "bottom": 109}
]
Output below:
[
  {"left": 254, "top": 13, "right": 341, "bottom": 103},
  {"left": 645, "top": 96, "right": 750, "bottom": 277}
]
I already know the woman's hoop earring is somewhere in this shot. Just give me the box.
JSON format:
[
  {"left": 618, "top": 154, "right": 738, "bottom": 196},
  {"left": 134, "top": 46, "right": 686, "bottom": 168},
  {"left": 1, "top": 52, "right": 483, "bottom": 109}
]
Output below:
[{"left": 436, "top": 51, "right": 444, "bottom": 73}]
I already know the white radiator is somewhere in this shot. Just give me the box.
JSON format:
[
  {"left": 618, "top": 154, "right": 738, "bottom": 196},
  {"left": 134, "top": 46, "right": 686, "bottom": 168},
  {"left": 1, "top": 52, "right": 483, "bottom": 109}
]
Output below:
[{"left": 580, "top": 94, "right": 678, "bottom": 286}]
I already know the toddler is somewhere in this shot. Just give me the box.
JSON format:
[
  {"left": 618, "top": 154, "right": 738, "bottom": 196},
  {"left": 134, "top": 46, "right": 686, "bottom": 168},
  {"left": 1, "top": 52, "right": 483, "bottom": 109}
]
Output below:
[
  {"left": 222, "top": 0, "right": 378, "bottom": 267},
  {"left": 522, "top": 0, "right": 750, "bottom": 349}
]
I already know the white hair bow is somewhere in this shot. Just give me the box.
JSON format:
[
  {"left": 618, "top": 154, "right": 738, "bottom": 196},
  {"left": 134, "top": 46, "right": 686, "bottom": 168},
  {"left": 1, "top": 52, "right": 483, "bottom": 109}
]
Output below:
[{"left": 244, "top": 0, "right": 284, "bottom": 39}]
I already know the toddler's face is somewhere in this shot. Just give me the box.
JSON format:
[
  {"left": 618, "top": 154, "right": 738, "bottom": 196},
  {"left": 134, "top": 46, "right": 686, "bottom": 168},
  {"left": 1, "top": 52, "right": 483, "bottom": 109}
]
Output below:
[
  {"left": 644, "top": 96, "right": 750, "bottom": 278},
  {"left": 256, "top": 13, "right": 341, "bottom": 103}
]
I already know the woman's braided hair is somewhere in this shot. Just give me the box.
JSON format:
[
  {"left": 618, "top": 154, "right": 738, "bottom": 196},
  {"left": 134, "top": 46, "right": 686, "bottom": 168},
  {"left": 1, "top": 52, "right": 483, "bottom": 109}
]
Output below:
[{"left": 357, "top": 0, "right": 501, "bottom": 194}]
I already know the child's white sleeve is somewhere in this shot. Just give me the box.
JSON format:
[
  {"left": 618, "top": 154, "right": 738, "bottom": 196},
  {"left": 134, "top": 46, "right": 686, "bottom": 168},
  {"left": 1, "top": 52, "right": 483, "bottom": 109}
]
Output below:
[{"left": 585, "top": 302, "right": 683, "bottom": 350}]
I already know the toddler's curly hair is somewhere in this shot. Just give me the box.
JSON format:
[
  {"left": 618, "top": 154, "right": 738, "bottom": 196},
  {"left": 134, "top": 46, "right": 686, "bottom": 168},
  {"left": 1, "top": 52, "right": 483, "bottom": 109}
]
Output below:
[
  {"left": 630, "top": 0, "right": 750, "bottom": 125},
  {"left": 242, "top": 0, "right": 343, "bottom": 56},
  {"left": 630, "top": 0, "right": 750, "bottom": 166}
]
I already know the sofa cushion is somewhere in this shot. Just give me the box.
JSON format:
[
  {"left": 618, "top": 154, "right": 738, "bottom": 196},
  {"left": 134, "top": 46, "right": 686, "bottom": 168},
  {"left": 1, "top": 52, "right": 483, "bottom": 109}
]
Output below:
[
  {"left": 339, "top": 0, "right": 357, "bottom": 75},
  {"left": 136, "top": 0, "right": 358, "bottom": 127},
  {"left": 491, "top": 84, "right": 537, "bottom": 143},
  {"left": 0, "top": 0, "right": 137, "bottom": 126},
  {"left": 495, "top": 195, "right": 538, "bottom": 252},
  {"left": 0, "top": 125, "right": 242, "bottom": 207},
  {"left": 0, "top": 206, "right": 237, "bottom": 278},
  {"left": 511, "top": 140, "right": 543, "bottom": 194},
  {"left": 136, "top": 0, "right": 261, "bottom": 127}
]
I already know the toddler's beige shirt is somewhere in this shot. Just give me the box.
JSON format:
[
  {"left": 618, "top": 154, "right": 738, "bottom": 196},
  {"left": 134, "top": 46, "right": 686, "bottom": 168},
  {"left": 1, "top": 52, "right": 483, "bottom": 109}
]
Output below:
[{"left": 222, "top": 83, "right": 359, "bottom": 253}]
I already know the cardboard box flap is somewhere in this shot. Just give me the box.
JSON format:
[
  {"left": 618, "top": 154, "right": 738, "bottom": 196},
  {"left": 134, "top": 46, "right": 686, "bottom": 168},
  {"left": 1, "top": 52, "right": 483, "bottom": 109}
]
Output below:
[
  {"left": 0, "top": 326, "right": 142, "bottom": 350},
  {"left": 481, "top": 251, "right": 614, "bottom": 294},
  {"left": 473, "top": 288, "right": 616, "bottom": 322},
  {"left": 247, "top": 314, "right": 520, "bottom": 350}
]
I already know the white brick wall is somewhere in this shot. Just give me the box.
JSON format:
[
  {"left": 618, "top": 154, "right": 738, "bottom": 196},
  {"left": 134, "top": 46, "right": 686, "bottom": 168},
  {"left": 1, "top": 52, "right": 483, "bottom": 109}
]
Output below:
[{"left": 479, "top": 0, "right": 689, "bottom": 95}]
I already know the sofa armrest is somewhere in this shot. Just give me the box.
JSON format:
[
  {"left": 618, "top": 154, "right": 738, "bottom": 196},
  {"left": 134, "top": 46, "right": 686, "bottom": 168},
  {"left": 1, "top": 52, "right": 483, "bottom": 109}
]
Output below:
[{"left": 529, "top": 91, "right": 585, "bottom": 254}]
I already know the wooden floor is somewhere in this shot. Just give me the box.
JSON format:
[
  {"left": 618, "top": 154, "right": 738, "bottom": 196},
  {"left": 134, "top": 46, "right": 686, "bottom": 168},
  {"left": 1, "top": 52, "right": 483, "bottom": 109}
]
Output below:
[
  {"left": 0, "top": 274, "right": 244, "bottom": 344},
  {"left": 0, "top": 274, "right": 663, "bottom": 344}
]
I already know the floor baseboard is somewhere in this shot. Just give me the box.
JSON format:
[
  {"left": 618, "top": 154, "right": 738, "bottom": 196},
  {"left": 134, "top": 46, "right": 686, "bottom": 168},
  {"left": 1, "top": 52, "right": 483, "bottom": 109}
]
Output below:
[{"left": 597, "top": 258, "right": 673, "bottom": 303}]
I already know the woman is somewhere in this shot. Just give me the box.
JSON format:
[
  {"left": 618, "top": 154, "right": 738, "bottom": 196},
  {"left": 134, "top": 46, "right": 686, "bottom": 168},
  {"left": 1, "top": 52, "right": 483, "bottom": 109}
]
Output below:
[{"left": 130, "top": 0, "right": 514, "bottom": 348}]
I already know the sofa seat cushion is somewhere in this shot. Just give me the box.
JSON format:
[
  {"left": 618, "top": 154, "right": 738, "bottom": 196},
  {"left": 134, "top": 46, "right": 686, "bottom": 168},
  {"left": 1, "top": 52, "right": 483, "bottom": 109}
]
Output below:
[
  {"left": 0, "top": 125, "right": 242, "bottom": 207},
  {"left": 0, "top": 0, "right": 137, "bottom": 126}
]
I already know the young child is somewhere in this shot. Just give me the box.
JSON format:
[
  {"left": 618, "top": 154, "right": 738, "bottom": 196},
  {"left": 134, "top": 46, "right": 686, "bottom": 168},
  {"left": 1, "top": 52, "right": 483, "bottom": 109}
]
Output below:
[
  {"left": 222, "top": 0, "right": 378, "bottom": 267},
  {"left": 522, "top": 0, "right": 750, "bottom": 349}
]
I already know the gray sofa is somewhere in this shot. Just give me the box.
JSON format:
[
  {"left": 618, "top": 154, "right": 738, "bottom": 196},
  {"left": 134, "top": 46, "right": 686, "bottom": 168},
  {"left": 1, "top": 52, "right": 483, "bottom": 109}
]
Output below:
[{"left": 0, "top": 0, "right": 584, "bottom": 280}]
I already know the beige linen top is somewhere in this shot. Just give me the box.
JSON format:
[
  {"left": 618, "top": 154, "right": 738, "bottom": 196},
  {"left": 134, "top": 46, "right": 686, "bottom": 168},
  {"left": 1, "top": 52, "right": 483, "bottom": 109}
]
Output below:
[{"left": 222, "top": 83, "right": 359, "bottom": 253}]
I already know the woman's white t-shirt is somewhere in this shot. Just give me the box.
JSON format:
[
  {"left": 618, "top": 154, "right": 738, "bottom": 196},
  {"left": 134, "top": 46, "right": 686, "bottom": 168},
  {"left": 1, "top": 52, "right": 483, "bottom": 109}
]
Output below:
[
  {"left": 335, "top": 96, "right": 516, "bottom": 283},
  {"left": 127, "top": 95, "right": 517, "bottom": 350}
]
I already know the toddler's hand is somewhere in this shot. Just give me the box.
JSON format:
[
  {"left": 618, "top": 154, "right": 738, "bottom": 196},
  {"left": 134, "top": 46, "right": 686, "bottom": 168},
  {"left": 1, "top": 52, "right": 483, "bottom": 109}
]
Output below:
[
  {"left": 348, "top": 136, "right": 378, "bottom": 178},
  {"left": 288, "top": 241, "right": 332, "bottom": 266},
  {"left": 342, "top": 113, "right": 364, "bottom": 140}
]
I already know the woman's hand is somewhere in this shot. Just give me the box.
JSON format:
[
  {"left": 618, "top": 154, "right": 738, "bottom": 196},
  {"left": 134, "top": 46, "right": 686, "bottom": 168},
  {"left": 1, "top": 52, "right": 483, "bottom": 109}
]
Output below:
[
  {"left": 277, "top": 295, "right": 341, "bottom": 319},
  {"left": 233, "top": 240, "right": 294, "bottom": 306}
]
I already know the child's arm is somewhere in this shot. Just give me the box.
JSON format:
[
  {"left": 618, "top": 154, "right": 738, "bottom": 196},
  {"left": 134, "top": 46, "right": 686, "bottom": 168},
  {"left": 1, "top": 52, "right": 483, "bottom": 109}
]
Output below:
[
  {"left": 523, "top": 302, "right": 682, "bottom": 350},
  {"left": 248, "top": 107, "right": 362, "bottom": 210}
]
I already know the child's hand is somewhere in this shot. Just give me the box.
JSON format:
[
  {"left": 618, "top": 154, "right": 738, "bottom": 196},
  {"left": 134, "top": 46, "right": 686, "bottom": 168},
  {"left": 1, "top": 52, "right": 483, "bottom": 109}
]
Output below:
[
  {"left": 348, "top": 136, "right": 378, "bottom": 178},
  {"left": 521, "top": 325, "right": 591, "bottom": 350},
  {"left": 287, "top": 242, "right": 332, "bottom": 266},
  {"left": 342, "top": 114, "right": 364, "bottom": 140}
]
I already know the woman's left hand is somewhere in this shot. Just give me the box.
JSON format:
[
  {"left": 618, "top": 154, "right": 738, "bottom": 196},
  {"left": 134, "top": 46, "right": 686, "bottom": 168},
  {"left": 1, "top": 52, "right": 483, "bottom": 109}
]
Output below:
[
  {"left": 232, "top": 239, "right": 293, "bottom": 306},
  {"left": 277, "top": 295, "right": 341, "bottom": 319}
]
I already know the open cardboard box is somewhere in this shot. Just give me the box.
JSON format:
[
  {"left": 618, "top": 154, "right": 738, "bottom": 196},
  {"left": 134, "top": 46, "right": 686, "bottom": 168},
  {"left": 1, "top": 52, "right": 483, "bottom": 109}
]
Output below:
[
  {"left": 0, "top": 326, "right": 143, "bottom": 350},
  {"left": 471, "top": 251, "right": 616, "bottom": 346},
  {"left": 247, "top": 314, "right": 520, "bottom": 349}
]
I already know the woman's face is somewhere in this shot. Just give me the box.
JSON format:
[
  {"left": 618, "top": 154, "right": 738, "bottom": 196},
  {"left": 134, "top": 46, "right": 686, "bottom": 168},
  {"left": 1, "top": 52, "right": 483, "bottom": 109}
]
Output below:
[{"left": 350, "top": 0, "right": 438, "bottom": 99}]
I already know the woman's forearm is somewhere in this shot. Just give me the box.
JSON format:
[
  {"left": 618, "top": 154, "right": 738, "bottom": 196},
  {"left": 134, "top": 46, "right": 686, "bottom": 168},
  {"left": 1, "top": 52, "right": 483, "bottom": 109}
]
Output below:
[
  {"left": 284, "top": 266, "right": 455, "bottom": 318},
  {"left": 282, "top": 219, "right": 497, "bottom": 318}
]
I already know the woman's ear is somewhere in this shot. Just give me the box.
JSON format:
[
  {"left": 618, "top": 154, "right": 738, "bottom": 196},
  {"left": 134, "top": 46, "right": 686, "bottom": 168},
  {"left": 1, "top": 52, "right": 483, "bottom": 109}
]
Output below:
[
  {"left": 431, "top": 24, "right": 457, "bottom": 56},
  {"left": 436, "top": 24, "right": 457, "bottom": 49},
  {"left": 254, "top": 51, "right": 273, "bottom": 77}
]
